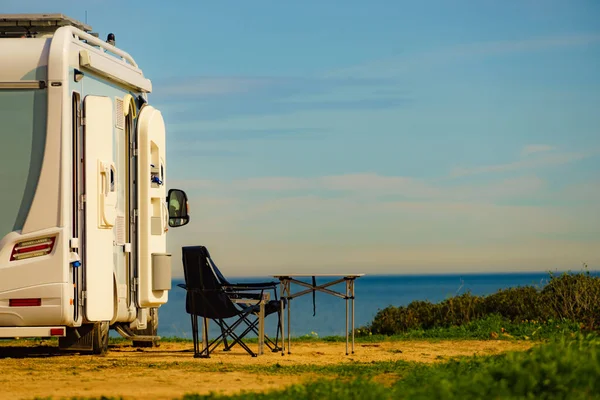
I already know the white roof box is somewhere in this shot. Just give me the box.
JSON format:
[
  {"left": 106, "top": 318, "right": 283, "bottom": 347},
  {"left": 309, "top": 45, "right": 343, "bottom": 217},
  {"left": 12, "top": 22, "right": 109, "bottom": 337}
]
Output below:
[{"left": 0, "top": 13, "right": 92, "bottom": 38}]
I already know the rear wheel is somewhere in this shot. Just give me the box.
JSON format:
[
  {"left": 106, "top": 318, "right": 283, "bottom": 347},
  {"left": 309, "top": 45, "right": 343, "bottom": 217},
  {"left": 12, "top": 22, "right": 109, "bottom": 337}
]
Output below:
[
  {"left": 59, "top": 322, "right": 110, "bottom": 355},
  {"left": 91, "top": 321, "right": 109, "bottom": 355},
  {"left": 131, "top": 307, "right": 159, "bottom": 348}
]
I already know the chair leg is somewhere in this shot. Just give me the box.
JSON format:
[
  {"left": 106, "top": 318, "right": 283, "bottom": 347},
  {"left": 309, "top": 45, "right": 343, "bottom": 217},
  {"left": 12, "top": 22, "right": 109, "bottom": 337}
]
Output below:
[
  {"left": 194, "top": 316, "right": 210, "bottom": 358},
  {"left": 217, "top": 317, "right": 257, "bottom": 357},
  {"left": 196, "top": 315, "right": 257, "bottom": 357},
  {"left": 230, "top": 313, "right": 281, "bottom": 353},
  {"left": 191, "top": 314, "right": 198, "bottom": 356},
  {"left": 219, "top": 319, "right": 232, "bottom": 351},
  {"left": 272, "top": 292, "right": 282, "bottom": 352}
]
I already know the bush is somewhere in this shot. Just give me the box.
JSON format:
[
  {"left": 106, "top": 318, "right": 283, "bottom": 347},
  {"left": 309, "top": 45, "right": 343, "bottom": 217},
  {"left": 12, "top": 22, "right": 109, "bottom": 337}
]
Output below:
[
  {"left": 363, "top": 270, "right": 600, "bottom": 336},
  {"left": 541, "top": 270, "right": 600, "bottom": 331},
  {"left": 482, "top": 285, "right": 548, "bottom": 322}
]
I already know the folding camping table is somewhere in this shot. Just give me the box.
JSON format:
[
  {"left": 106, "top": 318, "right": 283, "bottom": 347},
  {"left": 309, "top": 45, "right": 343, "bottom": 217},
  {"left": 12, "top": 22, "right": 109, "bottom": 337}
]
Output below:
[{"left": 273, "top": 274, "right": 364, "bottom": 356}]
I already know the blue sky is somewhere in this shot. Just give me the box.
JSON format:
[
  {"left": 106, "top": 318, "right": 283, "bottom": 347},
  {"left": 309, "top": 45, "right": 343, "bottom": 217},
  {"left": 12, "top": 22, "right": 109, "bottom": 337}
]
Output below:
[{"left": 6, "top": 1, "right": 600, "bottom": 276}]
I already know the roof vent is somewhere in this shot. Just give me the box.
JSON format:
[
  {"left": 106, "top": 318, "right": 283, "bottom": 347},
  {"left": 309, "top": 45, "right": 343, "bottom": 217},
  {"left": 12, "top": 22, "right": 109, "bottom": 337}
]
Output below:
[{"left": 0, "top": 13, "right": 92, "bottom": 38}]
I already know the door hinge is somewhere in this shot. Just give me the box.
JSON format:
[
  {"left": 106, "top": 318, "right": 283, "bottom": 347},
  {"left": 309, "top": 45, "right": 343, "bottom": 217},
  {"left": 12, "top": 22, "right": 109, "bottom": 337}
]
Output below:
[
  {"left": 79, "top": 194, "right": 86, "bottom": 210},
  {"left": 130, "top": 209, "right": 138, "bottom": 224},
  {"left": 80, "top": 117, "right": 86, "bottom": 126},
  {"left": 80, "top": 291, "right": 87, "bottom": 305},
  {"left": 130, "top": 143, "right": 138, "bottom": 157}
]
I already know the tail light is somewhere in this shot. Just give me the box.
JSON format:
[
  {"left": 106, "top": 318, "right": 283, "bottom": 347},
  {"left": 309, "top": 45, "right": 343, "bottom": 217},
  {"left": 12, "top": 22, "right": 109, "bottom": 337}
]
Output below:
[
  {"left": 9, "top": 298, "right": 42, "bottom": 307},
  {"left": 10, "top": 236, "right": 56, "bottom": 261},
  {"left": 50, "top": 328, "right": 65, "bottom": 336}
]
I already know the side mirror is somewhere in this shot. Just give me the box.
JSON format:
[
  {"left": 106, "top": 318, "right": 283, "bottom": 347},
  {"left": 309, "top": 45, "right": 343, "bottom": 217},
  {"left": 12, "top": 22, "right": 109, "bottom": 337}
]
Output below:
[{"left": 166, "top": 189, "right": 190, "bottom": 228}]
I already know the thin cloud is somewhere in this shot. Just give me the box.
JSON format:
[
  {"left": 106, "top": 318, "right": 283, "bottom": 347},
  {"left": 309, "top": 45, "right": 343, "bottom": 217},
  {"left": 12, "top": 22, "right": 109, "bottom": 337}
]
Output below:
[
  {"left": 154, "top": 76, "right": 410, "bottom": 121},
  {"left": 170, "top": 173, "right": 544, "bottom": 202},
  {"left": 328, "top": 33, "right": 600, "bottom": 78},
  {"left": 218, "top": 174, "right": 438, "bottom": 197},
  {"left": 521, "top": 144, "right": 554, "bottom": 157},
  {"left": 156, "top": 77, "right": 277, "bottom": 96},
  {"left": 450, "top": 150, "right": 595, "bottom": 178},
  {"left": 169, "top": 128, "right": 325, "bottom": 142},
  {"left": 169, "top": 189, "right": 599, "bottom": 275}
]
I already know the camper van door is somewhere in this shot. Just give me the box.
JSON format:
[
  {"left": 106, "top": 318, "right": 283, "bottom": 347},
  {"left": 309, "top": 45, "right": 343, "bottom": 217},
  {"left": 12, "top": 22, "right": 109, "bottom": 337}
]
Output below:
[{"left": 83, "top": 96, "right": 116, "bottom": 322}]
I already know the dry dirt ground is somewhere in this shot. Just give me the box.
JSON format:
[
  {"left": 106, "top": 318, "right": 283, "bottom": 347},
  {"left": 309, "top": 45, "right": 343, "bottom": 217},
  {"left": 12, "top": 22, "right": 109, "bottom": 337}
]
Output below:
[{"left": 0, "top": 339, "right": 535, "bottom": 400}]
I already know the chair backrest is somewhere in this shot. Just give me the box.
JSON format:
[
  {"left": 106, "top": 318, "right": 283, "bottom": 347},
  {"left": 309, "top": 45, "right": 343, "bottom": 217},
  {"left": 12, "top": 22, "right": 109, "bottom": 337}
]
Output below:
[
  {"left": 181, "top": 246, "right": 241, "bottom": 319},
  {"left": 206, "top": 253, "right": 231, "bottom": 287}
]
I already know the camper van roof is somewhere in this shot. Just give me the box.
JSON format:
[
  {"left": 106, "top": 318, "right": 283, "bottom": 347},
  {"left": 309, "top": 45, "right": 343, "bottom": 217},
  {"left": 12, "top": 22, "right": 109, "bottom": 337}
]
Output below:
[{"left": 0, "top": 13, "right": 92, "bottom": 37}]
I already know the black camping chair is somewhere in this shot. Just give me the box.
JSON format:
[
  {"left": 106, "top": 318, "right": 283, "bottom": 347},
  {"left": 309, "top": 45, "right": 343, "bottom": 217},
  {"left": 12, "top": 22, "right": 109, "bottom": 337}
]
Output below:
[
  {"left": 178, "top": 246, "right": 284, "bottom": 357},
  {"left": 204, "top": 249, "right": 285, "bottom": 353}
]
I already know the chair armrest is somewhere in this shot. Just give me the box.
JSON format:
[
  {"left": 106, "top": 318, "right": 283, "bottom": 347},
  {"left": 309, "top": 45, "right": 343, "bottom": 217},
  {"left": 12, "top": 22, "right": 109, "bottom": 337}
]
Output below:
[
  {"left": 227, "top": 291, "right": 262, "bottom": 300},
  {"left": 178, "top": 286, "right": 222, "bottom": 295},
  {"left": 223, "top": 285, "right": 277, "bottom": 292},
  {"left": 224, "top": 282, "right": 279, "bottom": 289}
]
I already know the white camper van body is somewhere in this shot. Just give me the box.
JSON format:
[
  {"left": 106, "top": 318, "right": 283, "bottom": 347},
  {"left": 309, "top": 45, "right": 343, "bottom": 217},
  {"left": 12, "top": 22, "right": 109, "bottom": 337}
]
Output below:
[{"left": 0, "top": 14, "right": 189, "bottom": 353}]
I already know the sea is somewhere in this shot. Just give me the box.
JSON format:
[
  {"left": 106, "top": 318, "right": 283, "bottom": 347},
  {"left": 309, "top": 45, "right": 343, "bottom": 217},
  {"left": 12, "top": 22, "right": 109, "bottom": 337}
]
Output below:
[{"left": 155, "top": 271, "right": 598, "bottom": 340}]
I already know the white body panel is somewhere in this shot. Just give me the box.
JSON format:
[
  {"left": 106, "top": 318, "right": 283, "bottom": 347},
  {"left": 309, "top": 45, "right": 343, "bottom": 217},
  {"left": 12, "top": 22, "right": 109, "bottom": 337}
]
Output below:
[
  {"left": 0, "top": 326, "right": 66, "bottom": 337},
  {"left": 137, "top": 106, "right": 169, "bottom": 307},
  {"left": 83, "top": 96, "right": 116, "bottom": 322}
]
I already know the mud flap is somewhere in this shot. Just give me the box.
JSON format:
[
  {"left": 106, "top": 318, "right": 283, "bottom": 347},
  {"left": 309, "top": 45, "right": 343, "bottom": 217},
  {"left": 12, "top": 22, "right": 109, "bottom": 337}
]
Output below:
[{"left": 58, "top": 322, "right": 109, "bottom": 355}]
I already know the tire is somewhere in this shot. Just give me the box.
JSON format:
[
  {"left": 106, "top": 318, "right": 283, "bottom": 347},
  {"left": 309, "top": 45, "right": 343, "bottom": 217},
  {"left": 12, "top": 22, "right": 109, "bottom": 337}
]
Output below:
[
  {"left": 132, "top": 307, "right": 159, "bottom": 348},
  {"left": 92, "top": 321, "right": 109, "bottom": 355}
]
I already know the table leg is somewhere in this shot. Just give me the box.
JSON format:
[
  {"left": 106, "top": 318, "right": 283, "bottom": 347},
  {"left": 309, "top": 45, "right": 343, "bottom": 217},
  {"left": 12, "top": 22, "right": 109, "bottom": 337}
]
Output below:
[
  {"left": 351, "top": 279, "right": 355, "bottom": 354},
  {"left": 345, "top": 279, "right": 349, "bottom": 356},
  {"left": 287, "top": 280, "right": 291, "bottom": 354},
  {"left": 280, "top": 280, "right": 285, "bottom": 356}
]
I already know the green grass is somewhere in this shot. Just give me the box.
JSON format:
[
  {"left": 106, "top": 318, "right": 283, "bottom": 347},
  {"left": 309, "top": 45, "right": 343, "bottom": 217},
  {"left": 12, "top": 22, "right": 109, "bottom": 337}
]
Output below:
[
  {"left": 29, "top": 333, "right": 600, "bottom": 400},
  {"left": 241, "top": 359, "right": 415, "bottom": 377},
  {"left": 179, "top": 334, "right": 600, "bottom": 400},
  {"left": 39, "top": 334, "right": 600, "bottom": 400},
  {"left": 141, "top": 314, "right": 581, "bottom": 348},
  {"left": 385, "top": 314, "right": 583, "bottom": 341}
]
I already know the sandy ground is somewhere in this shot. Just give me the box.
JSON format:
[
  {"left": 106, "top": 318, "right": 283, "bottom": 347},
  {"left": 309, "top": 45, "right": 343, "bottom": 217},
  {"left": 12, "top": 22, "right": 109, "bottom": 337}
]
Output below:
[{"left": 0, "top": 339, "right": 535, "bottom": 400}]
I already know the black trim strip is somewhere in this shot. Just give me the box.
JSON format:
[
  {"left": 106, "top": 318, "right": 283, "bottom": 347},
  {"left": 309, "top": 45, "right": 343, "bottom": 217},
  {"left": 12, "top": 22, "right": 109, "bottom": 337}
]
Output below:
[{"left": 0, "top": 80, "right": 47, "bottom": 89}]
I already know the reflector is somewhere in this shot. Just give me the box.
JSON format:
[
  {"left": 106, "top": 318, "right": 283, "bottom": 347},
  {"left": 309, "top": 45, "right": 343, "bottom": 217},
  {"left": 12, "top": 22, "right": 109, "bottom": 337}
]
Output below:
[
  {"left": 9, "top": 298, "right": 42, "bottom": 307},
  {"left": 50, "top": 328, "right": 65, "bottom": 336}
]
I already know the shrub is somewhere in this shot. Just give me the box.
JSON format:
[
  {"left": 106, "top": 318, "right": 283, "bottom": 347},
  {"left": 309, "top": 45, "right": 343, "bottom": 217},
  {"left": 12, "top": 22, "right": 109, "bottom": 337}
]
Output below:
[
  {"left": 541, "top": 270, "right": 600, "bottom": 331},
  {"left": 363, "top": 270, "right": 600, "bottom": 336},
  {"left": 482, "top": 285, "right": 548, "bottom": 322}
]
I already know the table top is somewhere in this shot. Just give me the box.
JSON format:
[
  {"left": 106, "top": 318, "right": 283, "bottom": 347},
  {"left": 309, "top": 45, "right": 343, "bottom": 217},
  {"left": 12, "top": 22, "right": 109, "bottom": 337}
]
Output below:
[{"left": 273, "top": 274, "right": 365, "bottom": 278}]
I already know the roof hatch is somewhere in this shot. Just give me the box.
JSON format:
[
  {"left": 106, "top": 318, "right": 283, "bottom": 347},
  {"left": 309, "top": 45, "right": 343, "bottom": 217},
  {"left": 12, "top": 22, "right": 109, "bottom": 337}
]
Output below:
[{"left": 0, "top": 13, "right": 92, "bottom": 38}]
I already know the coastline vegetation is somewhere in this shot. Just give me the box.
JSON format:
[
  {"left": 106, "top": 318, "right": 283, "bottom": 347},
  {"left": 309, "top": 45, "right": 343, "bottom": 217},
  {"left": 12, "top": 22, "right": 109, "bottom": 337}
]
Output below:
[
  {"left": 361, "top": 268, "right": 600, "bottom": 336},
  {"left": 29, "top": 270, "right": 600, "bottom": 399},
  {"left": 183, "top": 269, "right": 600, "bottom": 399}
]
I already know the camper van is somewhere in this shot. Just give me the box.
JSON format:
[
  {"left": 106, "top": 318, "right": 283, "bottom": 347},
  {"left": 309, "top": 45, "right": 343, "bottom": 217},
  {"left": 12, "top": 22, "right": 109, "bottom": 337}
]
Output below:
[{"left": 0, "top": 14, "right": 190, "bottom": 354}]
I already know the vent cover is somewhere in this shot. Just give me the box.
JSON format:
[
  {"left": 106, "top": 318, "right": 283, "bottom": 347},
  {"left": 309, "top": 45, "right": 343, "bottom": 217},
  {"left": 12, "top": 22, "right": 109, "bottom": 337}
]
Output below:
[
  {"left": 115, "top": 97, "right": 124, "bottom": 129},
  {"left": 115, "top": 215, "right": 126, "bottom": 245}
]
